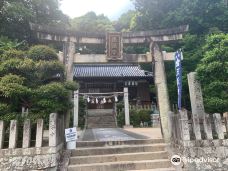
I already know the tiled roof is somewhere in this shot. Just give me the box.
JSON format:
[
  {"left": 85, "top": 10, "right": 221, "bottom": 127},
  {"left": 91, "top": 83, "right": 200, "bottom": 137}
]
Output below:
[{"left": 73, "top": 64, "right": 152, "bottom": 78}]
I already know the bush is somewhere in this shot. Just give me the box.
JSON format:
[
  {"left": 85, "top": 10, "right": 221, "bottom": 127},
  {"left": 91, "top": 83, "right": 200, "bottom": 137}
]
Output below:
[
  {"left": 0, "top": 49, "right": 25, "bottom": 61},
  {"left": 117, "top": 109, "right": 151, "bottom": 127},
  {"left": 28, "top": 45, "right": 58, "bottom": 61}
]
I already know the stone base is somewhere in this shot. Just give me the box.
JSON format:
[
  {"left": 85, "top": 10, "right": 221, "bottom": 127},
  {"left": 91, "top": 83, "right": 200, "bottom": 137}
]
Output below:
[{"left": 123, "top": 125, "right": 133, "bottom": 129}]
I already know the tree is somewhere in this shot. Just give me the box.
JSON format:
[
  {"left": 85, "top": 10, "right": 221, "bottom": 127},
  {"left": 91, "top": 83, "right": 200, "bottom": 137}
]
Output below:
[
  {"left": 113, "top": 10, "right": 136, "bottom": 32},
  {"left": 0, "top": 0, "right": 69, "bottom": 42},
  {"left": 196, "top": 34, "right": 228, "bottom": 113},
  {"left": 70, "top": 12, "right": 115, "bottom": 33},
  {"left": 0, "top": 44, "right": 78, "bottom": 121}
]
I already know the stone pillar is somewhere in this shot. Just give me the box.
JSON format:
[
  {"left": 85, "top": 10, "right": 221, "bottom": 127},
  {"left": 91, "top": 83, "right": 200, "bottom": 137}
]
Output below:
[
  {"left": 0, "top": 121, "right": 5, "bottom": 149},
  {"left": 74, "top": 90, "right": 79, "bottom": 128},
  {"left": 224, "top": 113, "right": 228, "bottom": 134},
  {"left": 36, "top": 119, "right": 44, "bottom": 147},
  {"left": 22, "top": 119, "right": 31, "bottom": 148},
  {"left": 213, "top": 113, "right": 224, "bottom": 139},
  {"left": 179, "top": 109, "right": 190, "bottom": 141},
  {"left": 66, "top": 41, "right": 75, "bottom": 81},
  {"left": 203, "top": 115, "right": 213, "bottom": 139},
  {"left": 151, "top": 42, "right": 171, "bottom": 142},
  {"left": 9, "top": 120, "right": 18, "bottom": 148},
  {"left": 124, "top": 87, "right": 132, "bottom": 128},
  {"left": 187, "top": 72, "right": 205, "bottom": 119},
  {"left": 49, "top": 113, "right": 57, "bottom": 147},
  {"left": 64, "top": 41, "right": 76, "bottom": 128},
  {"left": 187, "top": 72, "right": 206, "bottom": 140}
]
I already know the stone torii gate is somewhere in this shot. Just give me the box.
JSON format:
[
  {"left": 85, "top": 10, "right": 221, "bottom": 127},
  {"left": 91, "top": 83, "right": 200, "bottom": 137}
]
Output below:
[{"left": 30, "top": 23, "right": 188, "bottom": 142}]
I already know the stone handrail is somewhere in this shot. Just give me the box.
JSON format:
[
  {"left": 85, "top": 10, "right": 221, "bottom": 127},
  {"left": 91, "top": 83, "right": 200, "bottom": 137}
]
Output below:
[
  {"left": 168, "top": 109, "right": 228, "bottom": 143},
  {"left": 0, "top": 113, "right": 64, "bottom": 170},
  {"left": 0, "top": 113, "right": 64, "bottom": 149}
]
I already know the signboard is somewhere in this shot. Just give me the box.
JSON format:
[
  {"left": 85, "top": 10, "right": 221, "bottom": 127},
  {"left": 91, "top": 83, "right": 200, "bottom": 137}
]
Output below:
[
  {"left": 106, "top": 32, "right": 122, "bottom": 60},
  {"left": 65, "top": 127, "right": 77, "bottom": 142}
]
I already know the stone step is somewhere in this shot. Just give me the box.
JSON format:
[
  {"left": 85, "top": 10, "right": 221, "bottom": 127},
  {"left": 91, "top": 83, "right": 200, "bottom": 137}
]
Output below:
[
  {"left": 127, "top": 168, "right": 175, "bottom": 171},
  {"left": 88, "top": 113, "right": 115, "bottom": 116},
  {"left": 88, "top": 110, "right": 113, "bottom": 116},
  {"left": 87, "top": 120, "right": 116, "bottom": 124},
  {"left": 87, "top": 125, "right": 116, "bottom": 127},
  {"left": 72, "top": 144, "right": 166, "bottom": 156},
  {"left": 76, "top": 139, "right": 164, "bottom": 148},
  {"left": 70, "top": 151, "right": 168, "bottom": 165},
  {"left": 68, "top": 159, "right": 171, "bottom": 171}
]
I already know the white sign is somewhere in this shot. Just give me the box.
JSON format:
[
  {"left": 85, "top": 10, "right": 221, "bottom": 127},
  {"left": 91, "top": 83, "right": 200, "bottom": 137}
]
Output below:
[{"left": 65, "top": 127, "right": 77, "bottom": 142}]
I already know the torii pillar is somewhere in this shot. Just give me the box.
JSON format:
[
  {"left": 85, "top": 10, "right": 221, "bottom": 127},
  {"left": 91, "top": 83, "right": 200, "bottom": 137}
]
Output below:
[
  {"left": 63, "top": 40, "right": 76, "bottom": 128},
  {"left": 150, "top": 42, "right": 171, "bottom": 142}
]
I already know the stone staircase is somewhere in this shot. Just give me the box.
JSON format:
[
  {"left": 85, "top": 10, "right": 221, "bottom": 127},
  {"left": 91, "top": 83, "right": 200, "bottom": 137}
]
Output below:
[
  {"left": 87, "top": 109, "right": 117, "bottom": 128},
  {"left": 68, "top": 139, "right": 175, "bottom": 171}
]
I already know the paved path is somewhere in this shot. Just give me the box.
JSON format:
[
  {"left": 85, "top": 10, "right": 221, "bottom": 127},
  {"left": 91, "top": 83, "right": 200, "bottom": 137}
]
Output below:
[
  {"left": 124, "top": 128, "right": 163, "bottom": 139},
  {"left": 82, "top": 128, "right": 148, "bottom": 141}
]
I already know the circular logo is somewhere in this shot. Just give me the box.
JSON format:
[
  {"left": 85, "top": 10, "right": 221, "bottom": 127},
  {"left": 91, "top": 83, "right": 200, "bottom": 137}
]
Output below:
[{"left": 171, "top": 155, "right": 181, "bottom": 166}]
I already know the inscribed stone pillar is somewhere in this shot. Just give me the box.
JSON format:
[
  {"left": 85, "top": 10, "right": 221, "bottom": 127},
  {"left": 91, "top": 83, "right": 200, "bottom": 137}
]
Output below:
[
  {"left": 9, "top": 120, "right": 18, "bottom": 148},
  {"left": 49, "top": 113, "right": 57, "bottom": 147},
  {"left": 74, "top": 90, "right": 79, "bottom": 127},
  {"left": 22, "top": 119, "right": 31, "bottom": 148},
  {"left": 213, "top": 113, "right": 224, "bottom": 139},
  {"left": 179, "top": 109, "right": 190, "bottom": 141},
  {"left": 203, "top": 115, "right": 213, "bottom": 139},
  {"left": 66, "top": 41, "right": 75, "bottom": 81},
  {"left": 187, "top": 72, "right": 205, "bottom": 119},
  {"left": 0, "top": 121, "right": 4, "bottom": 149},
  {"left": 187, "top": 72, "right": 205, "bottom": 140},
  {"left": 124, "top": 87, "right": 131, "bottom": 127},
  {"left": 36, "top": 119, "right": 44, "bottom": 147},
  {"left": 64, "top": 41, "right": 76, "bottom": 128},
  {"left": 151, "top": 42, "right": 171, "bottom": 142}
]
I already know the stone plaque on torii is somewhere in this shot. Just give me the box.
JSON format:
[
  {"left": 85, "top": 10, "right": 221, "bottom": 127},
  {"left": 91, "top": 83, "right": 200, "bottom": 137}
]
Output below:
[{"left": 30, "top": 23, "right": 188, "bottom": 142}]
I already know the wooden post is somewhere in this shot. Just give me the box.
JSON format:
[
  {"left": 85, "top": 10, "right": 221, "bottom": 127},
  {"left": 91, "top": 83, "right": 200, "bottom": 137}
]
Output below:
[
  {"left": 9, "top": 120, "right": 18, "bottom": 148},
  {"left": 22, "top": 119, "right": 31, "bottom": 148},
  {"left": 0, "top": 121, "right": 5, "bottom": 149},
  {"left": 49, "top": 113, "right": 57, "bottom": 147},
  {"left": 36, "top": 119, "right": 44, "bottom": 147},
  {"left": 213, "top": 113, "right": 224, "bottom": 139},
  {"left": 74, "top": 90, "right": 79, "bottom": 127}
]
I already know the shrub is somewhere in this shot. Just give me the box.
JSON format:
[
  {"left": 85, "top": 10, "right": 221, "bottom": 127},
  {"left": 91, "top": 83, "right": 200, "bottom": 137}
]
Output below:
[
  {"left": 0, "top": 49, "right": 25, "bottom": 61},
  {"left": 117, "top": 109, "right": 151, "bottom": 127},
  {"left": 28, "top": 45, "right": 58, "bottom": 61}
]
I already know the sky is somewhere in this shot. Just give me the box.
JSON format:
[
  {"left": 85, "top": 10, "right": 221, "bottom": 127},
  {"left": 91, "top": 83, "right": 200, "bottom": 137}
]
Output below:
[{"left": 60, "top": 0, "right": 134, "bottom": 20}]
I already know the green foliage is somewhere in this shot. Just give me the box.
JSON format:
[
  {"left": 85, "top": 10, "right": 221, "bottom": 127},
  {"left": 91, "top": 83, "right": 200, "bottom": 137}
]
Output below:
[
  {"left": 132, "top": 0, "right": 228, "bottom": 34},
  {"left": 0, "top": 103, "right": 10, "bottom": 115},
  {"left": 0, "top": 49, "right": 25, "bottom": 61},
  {"left": 0, "top": 74, "right": 30, "bottom": 98},
  {"left": 114, "top": 10, "right": 136, "bottom": 32},
  {"left": 78, "top": 97, "right": 86, "bottom": 129},
  {"left": 117, "top": 108, "right": 151, "bottom": 127},
  {"left": 70, "top": 12, "right": 115, "bottom": 33},
  {"left": 34, "top": 82, "right": 72, "bottom": 114},
  {"left": 0, "top": 43, "right": 78, "bottom": 121},
  {"left": 64, "top": 81, "right": 79, "bottom": 91},
  {"left": 0, "top": 36, "right": 27, "bottom": 54},
  {"left": 28, "top": 45, "right": 58, "bottom": 61},
  {"left": 196, "top": 34, "right": 228, "bottom": 113},
  {"left": 0, "top": 0, "right": 69, "bottom": 42}
]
